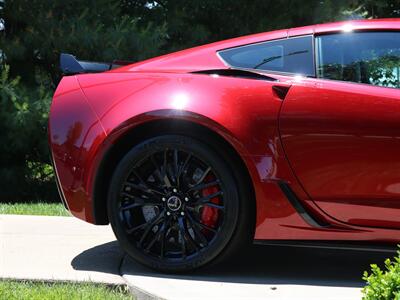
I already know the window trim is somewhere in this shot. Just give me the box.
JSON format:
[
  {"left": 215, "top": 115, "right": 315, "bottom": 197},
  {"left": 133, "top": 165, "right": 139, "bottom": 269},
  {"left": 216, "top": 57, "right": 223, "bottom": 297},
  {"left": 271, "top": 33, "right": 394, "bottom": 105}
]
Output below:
[{"left": 217, "top": 35, "right": 316, "bottom": 78}]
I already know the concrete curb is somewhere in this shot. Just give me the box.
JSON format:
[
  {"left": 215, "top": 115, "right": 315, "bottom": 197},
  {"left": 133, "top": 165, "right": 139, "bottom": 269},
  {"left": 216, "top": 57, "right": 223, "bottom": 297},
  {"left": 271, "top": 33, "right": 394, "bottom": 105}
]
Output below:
[{"left": 119, "top": 255, "right": 165, "bottom": 300}]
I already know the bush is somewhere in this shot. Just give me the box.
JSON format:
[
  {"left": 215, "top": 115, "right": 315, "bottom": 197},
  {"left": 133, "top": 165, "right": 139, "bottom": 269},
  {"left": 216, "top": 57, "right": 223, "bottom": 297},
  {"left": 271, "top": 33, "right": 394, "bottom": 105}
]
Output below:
[
  {"left": 0, "top": 0, "right": 168, "bottom": 202},
  {"left": 0, "top": 65, "right": 57, "bottom": 202},
  {"left": 362, "top": 249, "right": 400, "bottom": 300}
]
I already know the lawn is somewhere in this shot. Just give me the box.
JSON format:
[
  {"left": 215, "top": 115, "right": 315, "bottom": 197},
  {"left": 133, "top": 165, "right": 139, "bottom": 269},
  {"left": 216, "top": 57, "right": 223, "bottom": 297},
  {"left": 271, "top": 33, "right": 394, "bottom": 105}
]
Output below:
[
  {"left": 0, "top": 202, "right": 69, "bottom": 216},
  {"left": 0, "top": 280, "right": 133, "bottom": 300}
]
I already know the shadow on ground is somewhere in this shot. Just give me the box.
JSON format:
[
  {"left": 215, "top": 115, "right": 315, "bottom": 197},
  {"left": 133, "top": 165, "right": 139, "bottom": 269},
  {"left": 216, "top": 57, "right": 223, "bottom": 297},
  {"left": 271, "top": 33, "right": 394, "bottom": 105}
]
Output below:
[
  {"left": 73, "top": 242, "right": 391, "bottom": 288},
  {"left": 71, "top": 241, "right": 124, "bottom": 276}
]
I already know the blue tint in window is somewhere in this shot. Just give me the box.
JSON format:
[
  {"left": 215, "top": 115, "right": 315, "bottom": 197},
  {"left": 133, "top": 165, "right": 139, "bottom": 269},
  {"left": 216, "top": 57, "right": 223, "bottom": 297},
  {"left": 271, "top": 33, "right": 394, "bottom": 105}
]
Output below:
[
  {"left": 316, "top": 32, "right": 400, "bottom": 88},
  {"left": 218, "top": 36, "right": 315, "bottom": 76}
]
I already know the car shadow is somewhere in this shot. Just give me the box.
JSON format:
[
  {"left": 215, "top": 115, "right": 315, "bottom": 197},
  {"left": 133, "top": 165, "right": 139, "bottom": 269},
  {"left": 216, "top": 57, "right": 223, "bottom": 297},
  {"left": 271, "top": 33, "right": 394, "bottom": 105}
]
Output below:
[
  {"left": 72, "top": 242, "right": 391, "bottom": 288},
  {"left": 71, "top": 240, "right": 124, "bottom": 276}
]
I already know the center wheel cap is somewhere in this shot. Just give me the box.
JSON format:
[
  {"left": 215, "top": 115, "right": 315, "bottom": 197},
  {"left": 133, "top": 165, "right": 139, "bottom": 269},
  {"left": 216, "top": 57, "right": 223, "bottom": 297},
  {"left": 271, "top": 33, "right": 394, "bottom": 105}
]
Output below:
[{"left": 167, "top": 195, "right": 182, "bottom": 211}]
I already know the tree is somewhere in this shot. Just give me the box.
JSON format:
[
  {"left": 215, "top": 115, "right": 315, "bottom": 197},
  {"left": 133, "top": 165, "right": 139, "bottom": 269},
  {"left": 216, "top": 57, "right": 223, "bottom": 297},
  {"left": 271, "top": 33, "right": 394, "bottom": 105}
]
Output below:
[
  {"left": 0, "top": 0, "right": 167, "bottom": 201},
  {"left": 0, "top": 0, "right": 398, "bottom": 201},
  {"left": 1, "top": 0, "right": 167, "bottom": 88},
  {"left": 120, "top": 0, "right": 377, "bottom": 52}
]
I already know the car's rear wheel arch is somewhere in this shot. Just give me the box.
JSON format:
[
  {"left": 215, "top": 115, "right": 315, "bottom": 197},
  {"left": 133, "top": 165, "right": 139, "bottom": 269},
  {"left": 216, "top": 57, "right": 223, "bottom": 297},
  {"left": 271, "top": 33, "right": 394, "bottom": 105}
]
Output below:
[{"left": 93, "top": 118, "right": 256, "bottom": 237}]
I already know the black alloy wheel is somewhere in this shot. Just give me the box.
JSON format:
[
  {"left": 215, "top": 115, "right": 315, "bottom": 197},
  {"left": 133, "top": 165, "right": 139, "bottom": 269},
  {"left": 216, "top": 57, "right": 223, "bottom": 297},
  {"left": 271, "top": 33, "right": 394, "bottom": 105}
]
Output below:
[{"left": 108, "top": 135, "right": 251, "bottom": 272}]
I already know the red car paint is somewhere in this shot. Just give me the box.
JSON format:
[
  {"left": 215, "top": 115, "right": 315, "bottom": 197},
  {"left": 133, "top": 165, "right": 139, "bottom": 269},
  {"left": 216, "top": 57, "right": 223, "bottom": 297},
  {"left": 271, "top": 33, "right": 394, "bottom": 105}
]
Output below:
[{"left": 49, "top": 19, "right": 400, "bottom": 244}]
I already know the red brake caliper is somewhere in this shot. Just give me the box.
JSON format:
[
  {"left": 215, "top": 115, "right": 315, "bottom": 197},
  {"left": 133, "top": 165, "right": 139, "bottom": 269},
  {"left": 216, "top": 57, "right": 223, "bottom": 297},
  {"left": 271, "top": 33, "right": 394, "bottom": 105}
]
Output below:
[{"left": 200, "top": 175, "right": 220, "bottom": 228}]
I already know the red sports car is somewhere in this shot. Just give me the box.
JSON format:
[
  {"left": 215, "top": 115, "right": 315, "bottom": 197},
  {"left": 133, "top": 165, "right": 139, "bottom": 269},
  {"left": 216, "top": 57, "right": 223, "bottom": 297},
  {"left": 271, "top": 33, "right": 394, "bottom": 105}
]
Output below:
[{"left": 49, "top": 19, "right": 400, "bottom": 272}]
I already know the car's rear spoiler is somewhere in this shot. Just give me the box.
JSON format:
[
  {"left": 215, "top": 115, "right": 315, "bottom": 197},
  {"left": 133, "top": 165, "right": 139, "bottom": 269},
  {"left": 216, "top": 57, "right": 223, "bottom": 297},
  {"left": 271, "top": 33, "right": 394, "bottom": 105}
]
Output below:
[{"left": 60, "top": 53, "right": 134, "bottom": 75}]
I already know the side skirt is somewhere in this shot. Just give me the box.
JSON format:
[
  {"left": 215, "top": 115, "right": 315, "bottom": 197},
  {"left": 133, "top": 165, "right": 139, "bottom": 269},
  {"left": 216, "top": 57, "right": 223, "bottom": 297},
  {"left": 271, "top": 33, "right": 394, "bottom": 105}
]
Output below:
[{"left": 254, "top": 240, "right": 397, "bottom": 253}]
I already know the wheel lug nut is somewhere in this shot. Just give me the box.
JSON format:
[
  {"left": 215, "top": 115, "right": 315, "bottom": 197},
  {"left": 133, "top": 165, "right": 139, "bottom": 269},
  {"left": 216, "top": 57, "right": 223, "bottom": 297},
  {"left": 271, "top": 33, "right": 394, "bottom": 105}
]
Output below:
[
  {"left": 173, "top": 188, "right": 177, "bottom": 193},
  {"left": 167, "top": 212, "right": 171, "bottom": 216},
  {"left": 162, "top": 197, "right": 166, "bottom": 202},
  {"left": 181, "top": 212, "right": 185, "bottom": 216}
]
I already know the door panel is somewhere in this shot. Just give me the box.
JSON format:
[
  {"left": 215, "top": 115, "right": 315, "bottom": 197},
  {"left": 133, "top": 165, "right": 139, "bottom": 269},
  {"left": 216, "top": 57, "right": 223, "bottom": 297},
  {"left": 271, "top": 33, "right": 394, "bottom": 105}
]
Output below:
[{"left": 280, "top": 79, "right": 400, "bottom": 228}]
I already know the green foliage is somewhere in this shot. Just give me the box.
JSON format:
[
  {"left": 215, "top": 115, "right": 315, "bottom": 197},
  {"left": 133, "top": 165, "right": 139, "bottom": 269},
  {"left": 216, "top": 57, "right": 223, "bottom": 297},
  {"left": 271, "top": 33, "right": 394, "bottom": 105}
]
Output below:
[
  {"left": 0, "top": 202, "right": 69, "bottom": 216},
  {"left": 362, "top": 250, "right": 400, "bottom": 300},
  {"left": 0, "top": 280, "right": 133, "bottom": 300},
  {"left": 0, "top": 0, "right": 398, "bottom": 201},
  {"left": 0, "top": 65, "right": 55, "bottom": 201},
  {"left": 0, "top": 0, "right": 167, "bottom": 201},
  {"left": 122, "top": 0, "right": 400, "bottom": 53},
  {"left": 368, "top": 55, "right": 400, "bottom": 88},
  {"left": 1, "top": 0, "right": 167, "bottom": 87}
]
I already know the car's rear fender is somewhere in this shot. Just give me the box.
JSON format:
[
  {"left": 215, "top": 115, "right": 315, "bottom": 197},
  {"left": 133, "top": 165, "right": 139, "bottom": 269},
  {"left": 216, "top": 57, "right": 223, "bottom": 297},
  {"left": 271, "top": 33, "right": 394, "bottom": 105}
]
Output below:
[
  {"left": 77, "top": 71, "right": 287, "bottom": 158},
  {"left": 77, "top": 72, "right": 315, "bottom": 230},
  {"left": 49, "top": 76, "right": 106, "bottom": 222}
]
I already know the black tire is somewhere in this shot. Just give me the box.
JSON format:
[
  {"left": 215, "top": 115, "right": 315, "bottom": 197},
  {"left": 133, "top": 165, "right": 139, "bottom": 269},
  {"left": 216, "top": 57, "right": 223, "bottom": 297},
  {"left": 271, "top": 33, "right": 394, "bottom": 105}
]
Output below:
[{"left": 108, "top": 134, "right": 252, "bottom": 272}]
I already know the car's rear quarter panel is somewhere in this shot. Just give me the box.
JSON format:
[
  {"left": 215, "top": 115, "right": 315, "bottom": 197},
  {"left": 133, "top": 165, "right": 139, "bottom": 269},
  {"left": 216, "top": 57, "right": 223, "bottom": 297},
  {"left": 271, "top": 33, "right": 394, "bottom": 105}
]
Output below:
[
  {"left": 77, "top": 72, "right": 282, "bottom": 155},
  {"left": 77, "top": 72, "right": 305, "bottom": 231},
  {"left": 49, "top": 76, "right": 106, "bottom": 222}
]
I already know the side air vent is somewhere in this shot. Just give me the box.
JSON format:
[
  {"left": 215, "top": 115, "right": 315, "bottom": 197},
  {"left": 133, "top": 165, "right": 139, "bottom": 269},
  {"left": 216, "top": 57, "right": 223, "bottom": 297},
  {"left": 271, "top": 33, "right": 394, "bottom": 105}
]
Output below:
[
  {"left": 192, "top": 69, "right": 278, "bottom": 82},
  {"left": 272, "top": 85, "right": 290, "bottom": 100},
  {"left": 278, "top": 181, "right": 330, "bottom": 228}
]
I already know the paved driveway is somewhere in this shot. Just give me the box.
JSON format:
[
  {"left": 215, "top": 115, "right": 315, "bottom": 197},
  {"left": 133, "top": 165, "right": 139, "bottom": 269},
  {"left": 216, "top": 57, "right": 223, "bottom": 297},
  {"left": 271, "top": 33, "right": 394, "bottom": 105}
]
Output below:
[
  {"left": 76, "top": 239, "right": 389, "bottom": 300},
  {"left": 0, "top": 215, "right": 124, "bottom": 284},
  {"left": 1, "top": 215, "right": 391, "bottom": 300}
]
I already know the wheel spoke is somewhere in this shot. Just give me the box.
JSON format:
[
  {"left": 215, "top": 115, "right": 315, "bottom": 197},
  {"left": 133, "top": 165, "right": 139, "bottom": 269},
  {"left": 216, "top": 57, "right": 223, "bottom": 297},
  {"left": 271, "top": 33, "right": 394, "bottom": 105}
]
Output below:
[
  {"left": 193, "top": 191, "right": 223, "bottom": 206},
  {"left": 187, "top": 211, "right": 217, "bottom": 234},
  {"left": 145, "top": 218, "right": 169, "bottom": 252},
  {"left": 202, "top": 202, "right": 224, "bottom": 211},
  {"left": 131, "top": 169, "right": 165, "bottom": 195},
  {"left": 177, "top": 217, "right": 187, "bottom": 258},
  {"left": 179, "top": 217, "right": 199, "bottom": 251},
  {"left": 163, "top": 149, "right": 168, "bottom": 178},
  {"left": 122, "top": 189, "right": 161, "bottom": 204},
  {"left": 121, "top": 192, "right": 159, "bottom": 204},
  {"left": 150, "top": 154, "right": 169, "bottom": 187},
  {"left": 120, "top": 202, "right": 142, "bottom": 211},
  {"left": 195, "top": 167, "right": 211, "bottom": 185},
  {"left": 176, "top": 153, "right": 192, "bottom": 185},
  {"left": 120, "top": 196, "right": 160, "bottom": 211},
  {"left": 126, "top": 222, "right": 147, "bottom": 234},
  {"left": 124, "top": 182, "right": 163, "bottom": 198},
  {"left": 173, "top": 149, "right": 179, "bottom": 183},
  {"left": 138, "top": 210, "right": 165, "bottom": 247},
  {"left": 187, "top": 180, "right": 220, "bottom": 192},
  {"left": 159, "top": 218, "right": 169, "bottom": 258},
  {"left": 188, "top": 214, "right": 208, "bottom": 247}
]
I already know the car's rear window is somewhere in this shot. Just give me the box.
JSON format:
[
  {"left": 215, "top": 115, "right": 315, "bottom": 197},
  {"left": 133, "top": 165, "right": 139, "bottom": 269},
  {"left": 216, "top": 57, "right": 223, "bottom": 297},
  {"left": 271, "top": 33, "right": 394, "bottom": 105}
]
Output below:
[{"left": 218, "top": 36, "right": 315, "bottom": 76}]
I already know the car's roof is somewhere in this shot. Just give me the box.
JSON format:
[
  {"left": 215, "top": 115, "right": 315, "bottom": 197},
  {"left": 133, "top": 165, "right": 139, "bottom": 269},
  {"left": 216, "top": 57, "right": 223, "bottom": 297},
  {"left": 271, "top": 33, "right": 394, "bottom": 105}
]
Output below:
[{"left": 113, "top": 18, "right": 400, "bottom": 74}]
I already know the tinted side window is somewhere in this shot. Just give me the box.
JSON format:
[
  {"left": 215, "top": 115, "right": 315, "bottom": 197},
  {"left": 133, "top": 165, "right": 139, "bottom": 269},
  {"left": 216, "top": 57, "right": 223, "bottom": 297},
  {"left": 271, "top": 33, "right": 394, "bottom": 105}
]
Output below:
[
  {"left": 218, "top": 36, "right": 315, "bottom": 76},
  {"left": 316, "top": 32, "right": 400, "bottom": 88}
]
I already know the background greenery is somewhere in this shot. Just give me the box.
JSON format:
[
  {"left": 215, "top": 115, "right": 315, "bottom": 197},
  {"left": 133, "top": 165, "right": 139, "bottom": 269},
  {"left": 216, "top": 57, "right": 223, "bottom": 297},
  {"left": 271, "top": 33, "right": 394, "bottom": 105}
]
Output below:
[
  {"left": 0, "top": 280, "right": 133, "bottom": 300},
  {"left": 0, "top": 0, "right": 399, "bottom": 202}
]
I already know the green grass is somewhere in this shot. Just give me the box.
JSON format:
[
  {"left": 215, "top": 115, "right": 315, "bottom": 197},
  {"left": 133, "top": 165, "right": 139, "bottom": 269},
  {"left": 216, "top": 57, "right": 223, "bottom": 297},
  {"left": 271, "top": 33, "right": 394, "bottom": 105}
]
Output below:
[
  {"left": 0, "top": 280, "right": 133, "bottom": 300},
  {"left": 0, "top": 202, "right": 70, "bottom": 216}
]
